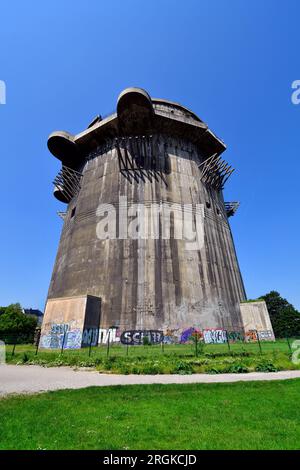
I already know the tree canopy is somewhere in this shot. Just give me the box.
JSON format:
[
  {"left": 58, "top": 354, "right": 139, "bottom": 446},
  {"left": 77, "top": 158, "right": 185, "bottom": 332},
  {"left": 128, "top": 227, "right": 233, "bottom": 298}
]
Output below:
[
  {"left": 260, "top": 291, "right": 300, "bottom": 338},
  {"left": 0, "top": 303, "right": 37, "bottom": 343}
]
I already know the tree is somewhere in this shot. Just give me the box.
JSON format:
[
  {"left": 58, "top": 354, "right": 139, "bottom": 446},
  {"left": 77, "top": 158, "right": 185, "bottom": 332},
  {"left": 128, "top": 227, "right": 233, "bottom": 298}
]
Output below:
[
  {"left": 0, "top": 303, "right": 23, "bottom": 316},
  {"left": 0, "top": 304, "right": 37, "bottom": 343},
  {"left": 260, "top": 291, "right": 300, "bottom": 338}
]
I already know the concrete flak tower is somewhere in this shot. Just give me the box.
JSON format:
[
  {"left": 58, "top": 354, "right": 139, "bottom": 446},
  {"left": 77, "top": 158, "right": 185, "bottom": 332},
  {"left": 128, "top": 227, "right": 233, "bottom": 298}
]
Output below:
[{"left": 40, "top": 87, "right": 274, "bottom": 348}]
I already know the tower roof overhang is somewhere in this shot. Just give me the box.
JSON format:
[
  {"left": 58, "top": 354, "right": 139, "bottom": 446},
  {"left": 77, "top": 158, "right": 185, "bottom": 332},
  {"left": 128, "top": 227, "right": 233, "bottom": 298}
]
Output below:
[{"left": 47, "top": 87, "right": 226, "bottom": 168}]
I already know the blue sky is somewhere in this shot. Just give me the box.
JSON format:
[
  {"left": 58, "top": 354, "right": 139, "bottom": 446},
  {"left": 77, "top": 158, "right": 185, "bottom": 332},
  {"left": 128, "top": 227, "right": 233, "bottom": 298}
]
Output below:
[{"left": 0, "top": 0, "right": 299, "bottom": 310}]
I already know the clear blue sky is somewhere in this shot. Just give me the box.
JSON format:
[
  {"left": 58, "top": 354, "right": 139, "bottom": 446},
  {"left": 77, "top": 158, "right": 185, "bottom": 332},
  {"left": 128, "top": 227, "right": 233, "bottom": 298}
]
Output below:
[{"left": 0, "top": 0, "right": 299, "bottom": 310}]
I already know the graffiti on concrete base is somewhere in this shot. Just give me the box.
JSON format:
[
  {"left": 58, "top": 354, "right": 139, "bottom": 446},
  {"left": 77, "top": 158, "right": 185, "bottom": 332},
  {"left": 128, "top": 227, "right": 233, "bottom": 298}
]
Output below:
[
  {"left": 180, "top": 327, "right": 194, "bottom": 343},
  {"left": 203, "top": 328, "right": 227, "bottom": 344},
  {"left": 180, "top": 327, "right": 203, "bottom": 343},
  {"left": 65, "top": 329, "right": 82, "bottom": 348},
  {"left": 164, "top": 328, "right": 246, "bottom": 344},
  {"left": 40, "top": 324, "right": 82, "bottom": 349},
  {"left": 98, "top": 328, "right": 120, "bottom": 344},
  {"left": 257, "top": 330, "right": 273, "bottom": 340},
  {"left": 227, "top": 330, "right": 245, "bottom": 342},
  {"left": 40, "top": 323, "right": 275, "bottom": 349},
  {"left": 163, "top": 329, "right": 180, "bottom": 344},
  {"left": 120, "top": 330, "right": 163, "bottom": 345},
  {"left": 245, "top": 330, "right": 274, "bottom": 342},
  {"left": 41, "top": 323, "right": 69, "bottom": 349},
  {"left": 245, "top": 330, "right": 258, "bottom": 342},
  {"left": 82, "top": 328, "right": 99, "bottom": 347}
]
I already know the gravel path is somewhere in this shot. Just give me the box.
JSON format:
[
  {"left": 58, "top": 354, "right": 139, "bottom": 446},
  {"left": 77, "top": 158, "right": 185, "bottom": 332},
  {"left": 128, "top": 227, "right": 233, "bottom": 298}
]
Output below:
[{"left": 1, "top": 365, "right": 300, "bottom": 396}]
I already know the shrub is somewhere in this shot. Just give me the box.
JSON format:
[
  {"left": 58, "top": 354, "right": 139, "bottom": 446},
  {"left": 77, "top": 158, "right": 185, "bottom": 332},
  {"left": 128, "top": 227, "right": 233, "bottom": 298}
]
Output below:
[
  {"left": 171, "top": 361, "right": 194, "bottom": 375},
  {"left": 255, "top": 360, "right": 278, "bottom": 372},
  {"left": 206, "top": 367, "right": 222, "bottom": 374},
  {"left": 119, "top": 364, "right": 131, "bottom": 374},
  {"left": 141, "top": 365, "right": 159, "bottom": 374},
  {"left": 0, "top": 304, "right": 37, "bottom": 344},
  {"left": 227, "top": 363, "right": 249, "bottom": 373},
  {"left": 21, "top": 352, "right": 30, "bottom": 363}
]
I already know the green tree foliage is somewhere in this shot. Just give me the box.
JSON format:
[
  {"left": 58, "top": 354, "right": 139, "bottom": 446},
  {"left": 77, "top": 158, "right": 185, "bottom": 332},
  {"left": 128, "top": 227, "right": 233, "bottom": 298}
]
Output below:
[
  {"left": 0, "top": 303, "right": 37, "bottom": 343},
  {"left": 261, "top": 291, "right": 300, "bottom": 338},
  {"left": 0, "top": 303, "right": 23, "bottom": 316}
]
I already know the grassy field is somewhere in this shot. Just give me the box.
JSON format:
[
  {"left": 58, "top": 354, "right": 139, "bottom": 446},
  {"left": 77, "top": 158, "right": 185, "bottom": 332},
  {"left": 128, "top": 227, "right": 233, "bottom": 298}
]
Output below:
[
  {"left": 3, "top": 339, "right": 299, "bottom": 374},
  {"left": 5, "top": 338, "right": 295, "bottom": 357},
  {"left": 1, "top": 379, "right": 300, "bottom": 450}
]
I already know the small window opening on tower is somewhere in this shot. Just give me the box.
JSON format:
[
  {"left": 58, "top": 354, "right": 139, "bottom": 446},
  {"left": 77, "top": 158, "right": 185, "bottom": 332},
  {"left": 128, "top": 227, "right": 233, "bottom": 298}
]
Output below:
[
  {"left": 206, "top": 201, "right": 211, "bottom": 209},
  {"left": 71, "top": 207, "right": 76, "bottom": 218}
]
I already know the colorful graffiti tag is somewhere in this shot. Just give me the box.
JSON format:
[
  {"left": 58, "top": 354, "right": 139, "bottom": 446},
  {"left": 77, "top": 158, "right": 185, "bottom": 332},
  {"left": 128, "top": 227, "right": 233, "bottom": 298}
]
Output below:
[
  {"left": 65, "top": 329, "right": 82, "bottom": 349},
  {"left": 40, "top": 324, "right": 82, "bottom": 349},
  {"left": 98, "top": 328, "right": 120, "bottom": 344},
  {"left": 245, "top": 330, "right": 258, "bottom": 342},
  {"left": 203, "top": 329, "right": 227, "bottom": 344},
  {"left": 120, "top": 330, "right": 163, "bottom": 345},
  {"left": 82, "top": 328, "right": 99, "bottom": 347},
  {"left": 163, "top": 329, "right": 180, "bottom": 344},
  {"left": 180, "top": 327, "right": 195, "bottom": 343},
  {"left": 257, "top": 330, "right": 273, "bottom": 340},
  {"left": 227, "top": 330, "right": 245, "bottom": 342},
  {"left": 180, "top": 328, "right": 202, "bottom": 343},
  {"left": 40, "top": 323, "right": 274, "bottom": 349}
]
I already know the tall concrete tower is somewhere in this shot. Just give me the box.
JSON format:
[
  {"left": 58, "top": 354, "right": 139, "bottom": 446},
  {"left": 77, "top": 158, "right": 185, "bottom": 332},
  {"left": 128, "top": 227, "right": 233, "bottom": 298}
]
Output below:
[{"left": 40, "top": 87, "right": 257, "bottom": 349}]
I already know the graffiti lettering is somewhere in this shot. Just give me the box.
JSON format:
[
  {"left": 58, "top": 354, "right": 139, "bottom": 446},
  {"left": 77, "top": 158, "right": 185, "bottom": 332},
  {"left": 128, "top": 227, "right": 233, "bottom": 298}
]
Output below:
[
  {"left": 245, "top": 330, "right": 258, "bottom": 342},
  {"left": 98, "top": 328, "right": 120, "bottom": 344},
  {"left": 227, "top": 331, "right": 244, "bottom": 342},
  {"left": 179, "top": 327, "right": 202, "bottom": 343},
  {"left": 65, "top": 329, "right": 82, "bottom": 349},
  {"left": 82, "top": 328, "right": 98, "bottom": 347},
  {"left": 203, "top": 329, "right": 227, "bottom": 344},
  {"left": 163, "top": 329, "right": 180, "bottom": 344},
  {"left": 120, "top": 330, "right": 163, "bottom": 345},
  {"left": 40, "top": 325, "right": 82, "bottom": 350},
  {"left": 257, "top": 330, "right": 273, "bottom": 341},
  {"left": 180, "top": 328, "right": 195, "bottom": 343},
  {"left": 48, "top": 323, "right": 69, "bottom": 348}
]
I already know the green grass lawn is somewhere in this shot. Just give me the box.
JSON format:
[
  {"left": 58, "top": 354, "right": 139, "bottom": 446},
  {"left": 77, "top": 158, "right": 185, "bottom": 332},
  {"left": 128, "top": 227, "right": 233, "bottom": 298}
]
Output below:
[
  {"left": 1, "top": 379, "right": 300, "bottom": 450},
  {"left": 5, "top": 338, "right": 294, "bottom": 358},
  {"left": 4, "top": 339, "right": 299, "bottom": 374}
]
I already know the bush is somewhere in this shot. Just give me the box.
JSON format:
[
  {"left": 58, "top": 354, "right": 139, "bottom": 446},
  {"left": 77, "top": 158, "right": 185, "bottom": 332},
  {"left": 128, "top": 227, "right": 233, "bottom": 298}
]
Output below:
[
  {"left": 0, "top": 304, "right": 37, "bottom": 344},
  {"left": 227, "top": 363, "right": 249, "bottom": 373},
  {"left": 21, "top": 352, "right": 30, "bottom": 363},
  {"left": 141, "top": 364, "right": 161, "bottom": 374},
  {"left": 206, "top": 367, "right": 222, "bottom": 374},
  {"left": 255, "top": 360, "right": 278, "bottom": 372},
  {"left": 171, "top": 361, "right": 194, "bottom": 375}
]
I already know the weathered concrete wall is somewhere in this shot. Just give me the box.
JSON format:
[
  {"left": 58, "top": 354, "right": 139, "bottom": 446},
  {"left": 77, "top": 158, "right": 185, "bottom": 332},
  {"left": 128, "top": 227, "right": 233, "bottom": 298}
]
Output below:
[
  {"left": 240, "top": 301, "right": 275, "bottom": 340},
  {"left": 44, "top": 88, "right": 248, "bottom": 341},
  {"left": 40, "top": 295, "right": 101, "bottom": 348},
  {"left": 47, "top": 134, "right": 246, "bottom": 333}
]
